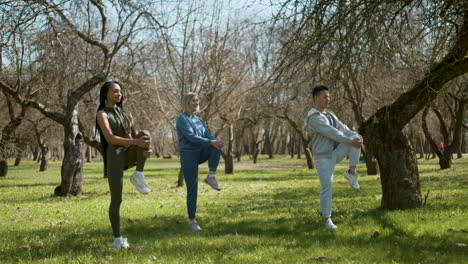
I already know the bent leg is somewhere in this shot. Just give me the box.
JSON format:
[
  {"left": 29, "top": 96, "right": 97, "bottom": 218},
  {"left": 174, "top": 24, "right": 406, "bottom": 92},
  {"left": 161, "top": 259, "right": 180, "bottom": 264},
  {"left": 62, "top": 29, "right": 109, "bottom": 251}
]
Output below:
[
  {"left": 333, "top": 135, "right": 361, "bottom": 167},
  {"left": 126, "top": 130, "right": 152, "bottom": 171},
  {"left": 199, "top": 145, "right": 221, "bottom": 172}
]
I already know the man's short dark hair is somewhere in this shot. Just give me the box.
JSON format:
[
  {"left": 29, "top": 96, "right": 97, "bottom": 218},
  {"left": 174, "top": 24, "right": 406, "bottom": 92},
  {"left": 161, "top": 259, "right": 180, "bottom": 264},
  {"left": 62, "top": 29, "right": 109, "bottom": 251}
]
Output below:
[{"left": 312, "top": 85, "right": 329, "bottom": 97}]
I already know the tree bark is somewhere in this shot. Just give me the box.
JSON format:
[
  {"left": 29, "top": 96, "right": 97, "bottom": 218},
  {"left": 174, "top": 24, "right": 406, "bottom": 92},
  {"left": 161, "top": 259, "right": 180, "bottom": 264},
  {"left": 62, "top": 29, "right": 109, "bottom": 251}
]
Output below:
[
  {"left": 361, "top": 125, "right": 422, "bottom": 209},
  {"left": 40, "top": 146, "right": 49, "bottom": 172},
  {"left": 85, "top": 145, "right": 92, "bottom": 163},
  {"left": 263, "top": 128, "right": 273, "bottom": 159},
  {"left": 56, "top": 94, "right": 84, "bottom": 196},
  {"left": 301, "top": 139, "right": 314, "bottom": 169},
  {"left": 14, "top": 150, "right": 22, "bottom": 166},
  {"left": 0, "top": 160, "right": 7, "bottom": 177},
  {"left": 177, "top": 168, "right": 184, "bottom": 187},
  {"left": 296, "top": 134, "right": 302, "bottom": 159},
  {"left": 289, "top": 132, "right": 295, "bottom": 158},
  {"left": 224, "top": 123, "right": 235, "bottom": 174},
  {"left": 360, "top": 13, "right": 468, "bottom": 209},
  {"left": 362, "top": 147, "right": 378, "bottom": 175}
]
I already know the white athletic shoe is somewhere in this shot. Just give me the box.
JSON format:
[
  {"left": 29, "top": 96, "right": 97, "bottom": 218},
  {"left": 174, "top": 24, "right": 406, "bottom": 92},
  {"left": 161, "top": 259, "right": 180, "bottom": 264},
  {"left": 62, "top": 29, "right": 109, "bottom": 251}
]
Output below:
[
  {"left": 188, "top": 220, "right": 202, "bottom": 231},
  {"left": 130, "top": 171, "right": 150, "bottom": 194},
  {"left": 343, "top": 170, "right": 360, "bottom": 190},
  {"left": 113, "top": 237, "right": 130, "bottom": 249},
  {"left": 204, "top": 175, "right": 221, "bottom": 191},
  {"left": 325, "top": 218, "right": 337, "bottom": 230}
]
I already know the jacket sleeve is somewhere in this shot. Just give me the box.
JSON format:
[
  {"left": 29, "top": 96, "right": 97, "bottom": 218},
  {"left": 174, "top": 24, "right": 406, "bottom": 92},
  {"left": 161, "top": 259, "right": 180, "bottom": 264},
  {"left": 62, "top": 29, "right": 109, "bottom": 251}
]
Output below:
[
  {"left": 333, "top": 113, "right": 359, "bottom": 137},
  {"left": 307, "top": 113, "right": 353, "bottom": 145},
  {"left": 201, "top": 118, "right": 216, "bottom": 140},
  {"left": 176, "top": 115, "right": 212, "bottom": 146}
]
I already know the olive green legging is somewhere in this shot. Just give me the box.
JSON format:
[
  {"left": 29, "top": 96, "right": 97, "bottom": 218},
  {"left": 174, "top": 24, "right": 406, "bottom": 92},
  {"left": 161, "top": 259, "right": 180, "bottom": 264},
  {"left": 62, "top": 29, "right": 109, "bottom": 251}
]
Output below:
[{"left": 107, "top": 130, "right": 151, "bottom": 238}]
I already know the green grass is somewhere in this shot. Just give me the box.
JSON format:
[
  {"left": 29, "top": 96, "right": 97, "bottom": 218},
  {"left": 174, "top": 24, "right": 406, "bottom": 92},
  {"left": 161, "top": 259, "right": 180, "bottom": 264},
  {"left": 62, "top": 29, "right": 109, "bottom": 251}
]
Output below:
[{"left": 0, "top": 155, "right": 466, "bottom": 263}]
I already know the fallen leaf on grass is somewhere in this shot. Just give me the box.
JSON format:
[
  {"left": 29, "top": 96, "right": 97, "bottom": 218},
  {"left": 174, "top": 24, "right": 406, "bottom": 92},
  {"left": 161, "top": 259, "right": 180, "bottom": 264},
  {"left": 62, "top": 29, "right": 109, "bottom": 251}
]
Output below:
[
  {"left": 306, "top": 256, "right": 328, "bottom": 261},
  {"left": 127, "top": 219, "right": 135, "bottom": 224},
  {"left": 455, "top": 243, "right": 467, "bottom": 247}
]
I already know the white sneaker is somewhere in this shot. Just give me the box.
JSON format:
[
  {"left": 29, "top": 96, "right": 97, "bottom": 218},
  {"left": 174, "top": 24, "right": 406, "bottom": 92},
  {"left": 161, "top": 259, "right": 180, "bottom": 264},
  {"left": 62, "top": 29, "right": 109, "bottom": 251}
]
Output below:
[
  {"left": 188, "top": 220, "right": 202, "bottom": 231},
  {"left": 204, "top": 175, "right": 221, "bottom": 191},
  {"left": 113, "top": 237, "right": 130, "bottom": 249},
  {"left": 130, "top": 171, "right": 150, "bottom": 194},
  {"left": 343, "top": 170, "right": 360, "bottom": 190},
  {"left": 325, "top": 218, "right": 337, "bottom": 230}
]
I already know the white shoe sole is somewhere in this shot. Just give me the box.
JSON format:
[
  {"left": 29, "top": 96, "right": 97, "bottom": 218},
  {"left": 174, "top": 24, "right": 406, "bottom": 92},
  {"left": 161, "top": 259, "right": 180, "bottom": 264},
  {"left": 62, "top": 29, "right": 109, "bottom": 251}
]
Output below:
[
  {"left": 203, "top": 178, "right": 221, "bottom": 191},
  {"left": 130, "top": 176, "right": 150, "bottom": 194}
]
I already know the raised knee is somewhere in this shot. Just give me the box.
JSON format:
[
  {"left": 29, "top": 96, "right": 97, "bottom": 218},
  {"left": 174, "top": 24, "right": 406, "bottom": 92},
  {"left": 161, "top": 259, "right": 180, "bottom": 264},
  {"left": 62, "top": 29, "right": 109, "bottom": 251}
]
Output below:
[{"left": 138, "top": 130, "right": 151, "bottom": 140}]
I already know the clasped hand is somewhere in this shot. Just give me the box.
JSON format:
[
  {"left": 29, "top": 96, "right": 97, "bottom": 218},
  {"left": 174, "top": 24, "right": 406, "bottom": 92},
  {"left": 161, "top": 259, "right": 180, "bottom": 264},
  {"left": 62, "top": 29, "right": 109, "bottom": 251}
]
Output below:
[
  {"left": 351, "top": 137, "right": 363, "bottom": 149},
  {"left": 136, "top": 136, "right": 152, "bottom": 157},
  {"left": 211, "top": 138, "right": 224, "bottom": 150}
]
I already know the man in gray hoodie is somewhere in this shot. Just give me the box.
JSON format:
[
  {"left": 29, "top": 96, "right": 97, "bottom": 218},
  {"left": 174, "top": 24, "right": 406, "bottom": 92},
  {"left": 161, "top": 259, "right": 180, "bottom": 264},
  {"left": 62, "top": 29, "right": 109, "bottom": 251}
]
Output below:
[{"left": 306, "top": 85, "right": 363, "bottom": 230}]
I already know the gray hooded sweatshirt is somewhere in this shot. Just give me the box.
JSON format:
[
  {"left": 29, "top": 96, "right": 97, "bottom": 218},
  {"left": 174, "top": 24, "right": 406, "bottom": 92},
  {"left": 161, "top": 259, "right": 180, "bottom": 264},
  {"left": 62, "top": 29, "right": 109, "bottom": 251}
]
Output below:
[{"left": 305, "top": 108, "right": 358, "bottom": 159}]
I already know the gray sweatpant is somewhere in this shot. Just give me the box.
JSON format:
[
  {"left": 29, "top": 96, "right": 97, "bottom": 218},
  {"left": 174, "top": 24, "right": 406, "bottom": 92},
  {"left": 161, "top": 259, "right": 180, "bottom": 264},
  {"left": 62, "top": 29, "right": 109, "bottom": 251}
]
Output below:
[{"left": 314, "top": 135, "right": 361, "bottom": 219}]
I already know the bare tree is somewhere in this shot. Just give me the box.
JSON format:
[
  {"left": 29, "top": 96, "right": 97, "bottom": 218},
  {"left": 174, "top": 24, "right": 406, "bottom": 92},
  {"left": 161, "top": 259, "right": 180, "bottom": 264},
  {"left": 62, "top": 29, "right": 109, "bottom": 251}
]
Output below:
[
  {"left": 274, "top": 0, "right": 468, "bottom": 209},
  {"left": 0, "top": 0, "right": 165, "bottom": 195},
  {"left": 422, "top": 78, "right": 468, "bottom": 169}
]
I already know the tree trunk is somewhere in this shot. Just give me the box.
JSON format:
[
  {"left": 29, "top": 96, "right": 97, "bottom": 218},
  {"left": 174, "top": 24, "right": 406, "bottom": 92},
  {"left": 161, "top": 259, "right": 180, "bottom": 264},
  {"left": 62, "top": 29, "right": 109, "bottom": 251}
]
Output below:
[
  {"left": 177, "top": 168, "right": 184, "bottom": 187},
  {"left": 14, "top": 150, "right": 22, "bottom": 166},
  {"left": 153, "top": 141, "right": 161, "bottom": 158},
  {"left": 418, "top": 136, "right": 425, "bottom": 159},
  {"left": 439, "top": 150, "right": 452, "bottom": 169},
  {"left": 224, "top": 124, "right": 234, "bottom": 174},
  {"left": 295, "top": 135, "right": 301, "bottom": 159},
  {"left": 301, "top": 139, "right": 314, "bottom": 169},
  {"left": 264, "top": 128, "right": 273, "bottom": 159},
  {"left": 56, "top": 96, "right": 83, "bottom": 196},
  {"left": 289, "top": 132, "right": 295, "bottom": 158},
  {"left": 39, "top": 145, "right": 49, "bottom": 172},
  {"left": 225, "top": 154, "right": 234, "bottom": 174},
  {"left": 362, "top": 127, "right": 422, "bottom": 209},
  {"left": 253, "top": 147, "right": 259, "bottom": 164},
  {"left": 0, "top": 160, "right": 7, "bottom": 177},
  {"left": 458, "top": 136, "right": 465, "bottom": 159},
  {"left": 85, "top": 145, "right": 92, "bottom": 163},
  {"left": 33, "top": 146, "right": 39, "bottom": 161},
  {"left": 362, "top": 147, "right": 378, "bottom": 175}
]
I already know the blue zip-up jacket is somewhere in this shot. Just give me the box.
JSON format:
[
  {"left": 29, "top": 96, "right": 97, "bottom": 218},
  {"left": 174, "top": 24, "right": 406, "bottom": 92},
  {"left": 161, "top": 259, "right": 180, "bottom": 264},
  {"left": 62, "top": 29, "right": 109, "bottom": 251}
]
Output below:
[{"left": 176, "top": 113, "right": 215, "bottom": 152}]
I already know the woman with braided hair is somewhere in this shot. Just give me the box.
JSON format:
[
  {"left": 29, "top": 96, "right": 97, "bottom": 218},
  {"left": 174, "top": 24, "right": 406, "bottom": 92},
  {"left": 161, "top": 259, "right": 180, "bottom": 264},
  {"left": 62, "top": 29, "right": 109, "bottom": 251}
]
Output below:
[{"left": 96, "top": 81, "right": 152, "bottom": 249}]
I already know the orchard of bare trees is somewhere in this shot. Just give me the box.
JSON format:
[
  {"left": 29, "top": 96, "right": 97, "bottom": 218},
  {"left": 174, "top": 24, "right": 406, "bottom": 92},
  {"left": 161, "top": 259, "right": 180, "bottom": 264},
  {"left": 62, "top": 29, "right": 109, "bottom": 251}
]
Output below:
[{"left": 0, "top": 1, "right": 466, "bottom": 210}]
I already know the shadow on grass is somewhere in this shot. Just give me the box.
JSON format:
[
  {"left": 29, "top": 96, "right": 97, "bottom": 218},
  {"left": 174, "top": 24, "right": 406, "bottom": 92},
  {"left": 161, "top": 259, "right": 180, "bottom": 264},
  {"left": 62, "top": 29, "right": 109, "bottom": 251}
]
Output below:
[
  {"left": 1, "top": 205, "right": 465, "bottom": 263},
  {"left": 0, "top": 182, "right": 56, "bottom": 189}
]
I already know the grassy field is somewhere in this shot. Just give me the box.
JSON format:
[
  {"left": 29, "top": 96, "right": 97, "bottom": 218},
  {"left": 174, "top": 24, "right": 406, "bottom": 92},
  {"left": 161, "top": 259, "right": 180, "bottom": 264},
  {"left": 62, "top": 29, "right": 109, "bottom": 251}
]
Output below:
[{"left": 0, "top": 155, "right": 466, "bottom": 263}]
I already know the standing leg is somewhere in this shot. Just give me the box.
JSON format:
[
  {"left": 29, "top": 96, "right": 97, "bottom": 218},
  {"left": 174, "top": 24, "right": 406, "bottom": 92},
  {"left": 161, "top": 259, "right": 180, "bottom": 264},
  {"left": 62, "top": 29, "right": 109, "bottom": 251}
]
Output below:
[
  {"left": 107, "top": 146, "right": 125, "bottom": 239},
  {"left": 315, "top": 157, "right": 338, "bottom": 229},
  {"left": 180, "top": 151, "right": 200, "bottom": 221},
  {"left": 315, "top": 158, "right": 335, "bottom": 219}
]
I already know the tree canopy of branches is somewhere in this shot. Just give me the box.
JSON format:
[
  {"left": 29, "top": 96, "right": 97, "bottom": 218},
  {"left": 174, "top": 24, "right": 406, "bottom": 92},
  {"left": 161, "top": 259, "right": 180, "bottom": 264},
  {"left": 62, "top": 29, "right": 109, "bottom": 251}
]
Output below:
[{"left": 274, "top": 0, "right": 468, "bottom": 209}]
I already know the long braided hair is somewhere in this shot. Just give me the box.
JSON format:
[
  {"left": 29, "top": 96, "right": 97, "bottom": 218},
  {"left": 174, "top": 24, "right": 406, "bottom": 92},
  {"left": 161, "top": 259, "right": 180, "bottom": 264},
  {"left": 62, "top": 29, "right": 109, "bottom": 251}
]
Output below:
[{"left": 96, "top": 81, "right": 124, "bottom": 159}]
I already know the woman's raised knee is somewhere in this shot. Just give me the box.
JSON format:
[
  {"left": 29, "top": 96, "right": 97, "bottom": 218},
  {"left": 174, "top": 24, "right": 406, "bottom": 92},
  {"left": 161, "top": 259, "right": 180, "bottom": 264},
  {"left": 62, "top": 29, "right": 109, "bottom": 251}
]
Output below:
[{"left": 137, "top": 130, "right": 151, "bottom": 140}]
